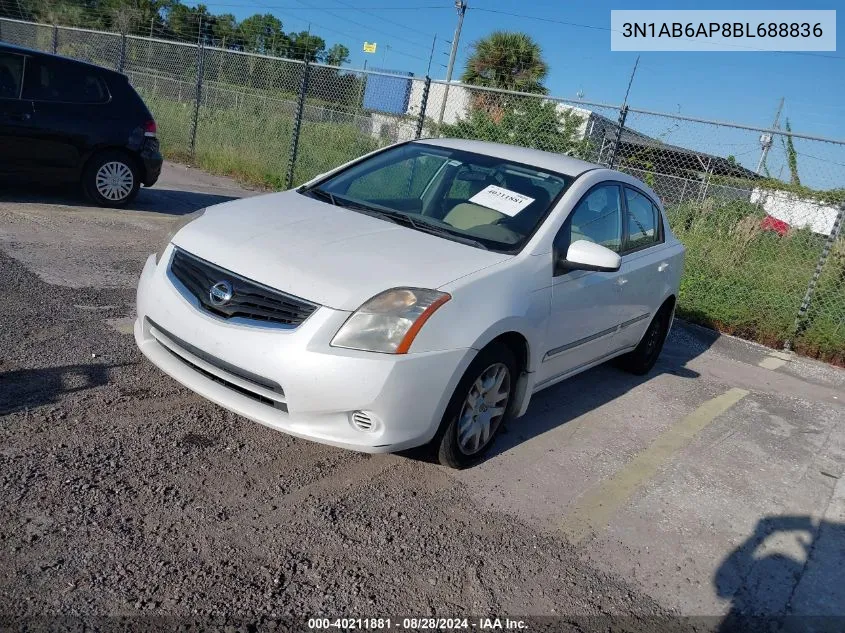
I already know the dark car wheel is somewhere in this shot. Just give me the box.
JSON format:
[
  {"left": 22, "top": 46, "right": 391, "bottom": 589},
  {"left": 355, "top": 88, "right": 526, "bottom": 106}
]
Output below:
[
  {"left": 616, "top": 303, "right": 673, "bottom": 376},
  {"left": 83, "top": 150, "right": 140, "bottom": 207},
  {"left": 436, "top": 342, "right": 517, "bottom": 469}
]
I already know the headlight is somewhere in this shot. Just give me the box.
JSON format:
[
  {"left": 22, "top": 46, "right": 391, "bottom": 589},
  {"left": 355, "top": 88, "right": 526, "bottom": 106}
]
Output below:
[
  {"left": 155, "top": 208, "right": 206, "bottom": 263},
  {"left": 331, "top": 288, "right": 451, "bottom": 354}
]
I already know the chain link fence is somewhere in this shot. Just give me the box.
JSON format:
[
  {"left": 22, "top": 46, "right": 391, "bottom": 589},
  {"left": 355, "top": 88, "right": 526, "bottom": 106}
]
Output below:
[{"left": 2, "top": 17, "right": 843, "bottom": 362}]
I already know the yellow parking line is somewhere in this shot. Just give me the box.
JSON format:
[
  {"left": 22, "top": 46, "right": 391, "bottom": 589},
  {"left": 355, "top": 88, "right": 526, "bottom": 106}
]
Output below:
[{"left": 560, "top": 387, "right": 749, "bottom": 544}]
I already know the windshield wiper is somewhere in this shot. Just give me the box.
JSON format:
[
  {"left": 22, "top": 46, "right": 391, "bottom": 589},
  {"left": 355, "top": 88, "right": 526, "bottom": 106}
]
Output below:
[
  {"left": 307, "top": 192, "right": 488, "bottom": 250},
  {"left": 382, "top": 211, "right": 489, "bottom": 250},
  {"left": 307, "top": 187, "right": 337, "bottom": 206}
]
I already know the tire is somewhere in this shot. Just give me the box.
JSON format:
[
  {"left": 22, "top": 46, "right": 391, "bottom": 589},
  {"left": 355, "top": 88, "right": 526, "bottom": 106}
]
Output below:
[
  {"left": 83, "top": 150, "right": 140, "bottom": 207},
  {"left": 435, "top": 342, "right": 517, "bottom": 469},
  {"left": 615, "top": 303, "right": 673, "bottom": 376}
]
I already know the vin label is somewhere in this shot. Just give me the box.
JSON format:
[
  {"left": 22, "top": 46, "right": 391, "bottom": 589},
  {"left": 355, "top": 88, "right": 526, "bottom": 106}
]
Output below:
[{"left": 610, "top": 10, "right": 836, "bottom": 52}]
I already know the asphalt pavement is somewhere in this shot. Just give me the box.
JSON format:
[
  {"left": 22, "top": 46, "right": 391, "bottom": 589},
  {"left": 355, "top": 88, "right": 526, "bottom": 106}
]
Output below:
[{"left": 1, "top": 164, "right": 843, "bottom": 631}]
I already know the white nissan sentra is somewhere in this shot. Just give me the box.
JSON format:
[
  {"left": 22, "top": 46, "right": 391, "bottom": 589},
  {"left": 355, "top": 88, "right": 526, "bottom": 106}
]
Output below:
[{"left": 135, "top": 139, "right": 684, "bottom": 468}]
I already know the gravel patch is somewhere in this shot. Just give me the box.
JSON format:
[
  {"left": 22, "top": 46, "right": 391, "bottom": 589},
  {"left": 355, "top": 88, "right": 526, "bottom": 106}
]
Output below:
[{"left": 0, "top": 251, "right": 671, "bottom": 629}]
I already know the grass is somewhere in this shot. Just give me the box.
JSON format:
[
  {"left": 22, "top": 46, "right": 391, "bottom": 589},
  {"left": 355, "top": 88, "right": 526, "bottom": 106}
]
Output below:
[
  {"left": 144, "top": 95, "right": 381, "bottom": 189},
  {"left": 142, "top": 92, "right": 845, "bottom": 363},
  {"left": 667, "top": 198, "right": 845, "bottom": 364}
]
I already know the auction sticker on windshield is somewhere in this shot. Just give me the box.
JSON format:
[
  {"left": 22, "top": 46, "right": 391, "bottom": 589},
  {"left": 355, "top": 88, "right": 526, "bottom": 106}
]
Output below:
[{"left": 469, "top": 185, "right": 535, "bottom": 216}]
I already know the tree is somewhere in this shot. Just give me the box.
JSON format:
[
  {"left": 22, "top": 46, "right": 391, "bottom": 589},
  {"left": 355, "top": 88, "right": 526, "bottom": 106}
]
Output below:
[
  {"left": 441, "top": 99, "right": 588, "bottom": 157},
  {"left": 238, "top": 13, "right": 284, "bottom": 54},
  {"left": 323, "top": 43, "right": 349, "bottom": 67},
  {"left": 211, "top": 13, "right": 238, "bottom": 48},
  {"left": 461, "top": 31, "right": 548, "bottom": 94},
  {"left": 287, "top": 31, "right": 325, "bottom": 62}
]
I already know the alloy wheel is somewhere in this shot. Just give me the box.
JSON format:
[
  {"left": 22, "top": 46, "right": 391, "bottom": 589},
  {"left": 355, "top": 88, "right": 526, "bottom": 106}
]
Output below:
[{"left": 456, "top": 362, "right": 510, "bottom": 455}]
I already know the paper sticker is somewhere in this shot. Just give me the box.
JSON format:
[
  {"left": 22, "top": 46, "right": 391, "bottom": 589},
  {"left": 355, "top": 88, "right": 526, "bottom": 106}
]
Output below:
[{"left": 469, "top": 185, "right": 535, "bottom": 217}]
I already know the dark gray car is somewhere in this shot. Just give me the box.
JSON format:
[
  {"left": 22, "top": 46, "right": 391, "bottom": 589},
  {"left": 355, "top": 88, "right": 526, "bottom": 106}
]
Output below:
[{"left": 0, "top": 43, "right": 162, "bottom": 206}]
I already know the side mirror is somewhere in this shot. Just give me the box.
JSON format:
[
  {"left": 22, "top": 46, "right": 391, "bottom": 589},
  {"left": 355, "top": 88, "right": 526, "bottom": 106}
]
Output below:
[{"left": 556, "top": 239, "right": 621, "bottom": 273}]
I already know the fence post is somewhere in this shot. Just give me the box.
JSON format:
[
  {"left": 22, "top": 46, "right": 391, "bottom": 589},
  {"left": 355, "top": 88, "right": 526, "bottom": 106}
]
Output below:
[
  {"left": 785, "top": 202, "right": 845, "bottom": 351},
  {"left": 51, "top": 24, "right": 58, "bottom": 53},
  {"left": 117, "top": 32, "right": 127, "bottom": 73},
  {"left": 188, "top": 41, "right": 205, "bottom": 162},
  {"left": 607, "top": 104, "right": 628, "bottom": 169},
  {"left": 415, "top": 76, "right": 431, "bottom": 140},
  {"left": 285, "top": 60, "right": 311, "bottom": 190}
]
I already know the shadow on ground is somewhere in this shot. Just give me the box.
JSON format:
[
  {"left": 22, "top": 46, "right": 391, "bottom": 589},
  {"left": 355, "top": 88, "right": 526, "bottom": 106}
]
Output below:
[
  {"left": 714, "top": 515, "right": 845, "bottom": 633},
  {"left": 0, "top": 363, "right": 119, "bottom": 415},
  {"left": 487, "top": 319, "right": 714, "bottom": 459},
  {"left": 404, "top": 319, "right": 717, "bottom": 464},
  {"left": 0, "top": 183, "right": 238, "bottom": 215}
]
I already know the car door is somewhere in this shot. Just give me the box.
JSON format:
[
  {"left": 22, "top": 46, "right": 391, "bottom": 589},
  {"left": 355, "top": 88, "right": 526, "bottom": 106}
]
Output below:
[
  {"left": 535, "top": 183, "right": 629, "bottom": 388},
  {"left": 0, "top": 50, "right": 36, "bottom": 177},
  {"left": 20, "top": 55, "right": 112, "bottom": 182},
  {"left": 615, "top": 186, "right": 673, "bottom": 349}
]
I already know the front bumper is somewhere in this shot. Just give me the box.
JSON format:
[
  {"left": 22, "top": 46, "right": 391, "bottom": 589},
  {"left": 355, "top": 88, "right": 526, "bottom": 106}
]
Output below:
[
  {"left": 140, "top": 137, "right": 162, "bottom": 187},
  {"left": 135, "top": 250, "right": 474, "bottom": 453}
]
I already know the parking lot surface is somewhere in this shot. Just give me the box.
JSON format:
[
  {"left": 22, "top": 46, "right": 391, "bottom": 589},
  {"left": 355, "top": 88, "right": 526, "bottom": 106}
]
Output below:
[{"left": 1, "top": 165, "right": 844, "bottom": 629}]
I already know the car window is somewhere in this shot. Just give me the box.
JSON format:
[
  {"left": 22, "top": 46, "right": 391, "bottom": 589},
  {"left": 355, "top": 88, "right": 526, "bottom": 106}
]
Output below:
[
  {"left": 310, "top": 143, "right": 572, "bottom": 252},
  {"left": 560, "top": 184, "right": 623, "bottom": 253},
  {"left": 624, "top": 187, "right": 660, "bottom": 251},
  {"left": 0, "top": 52, "right": 24, "bottom": 99},
  {"left": 22, "top": 58, "right": 109, "bottom": 103},
  {"left": 346, "top": 153, "right": 448, "bottom": 200}
]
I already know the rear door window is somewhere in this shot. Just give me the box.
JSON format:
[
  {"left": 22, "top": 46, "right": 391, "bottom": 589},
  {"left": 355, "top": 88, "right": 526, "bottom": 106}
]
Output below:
[
  {"left": 0, "top": 51, "right": 24, "bottom": 99},
  {"left": 623, "top": 187, "right": 662, "bottom": 251},
  {"left": 22, "top": 58, "right": 109, "bottom": 103}
]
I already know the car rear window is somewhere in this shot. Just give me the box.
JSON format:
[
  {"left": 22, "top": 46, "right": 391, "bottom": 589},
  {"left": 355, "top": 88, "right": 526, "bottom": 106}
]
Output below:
[
  {"left": 22, "top": 58, "right": 109, "bottom": 104},
  {"left": 0, "top": 51, "right": 24, "bottom": 99}
]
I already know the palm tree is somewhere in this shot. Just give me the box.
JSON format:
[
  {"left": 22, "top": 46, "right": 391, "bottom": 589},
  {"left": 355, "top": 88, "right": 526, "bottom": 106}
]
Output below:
[{"left": 461, "top": 31, "right": 548, "bottom": 95}]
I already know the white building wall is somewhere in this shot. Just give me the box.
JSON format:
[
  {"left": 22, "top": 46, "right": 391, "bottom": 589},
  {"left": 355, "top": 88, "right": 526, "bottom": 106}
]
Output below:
[
  {"left": 750, "top": 188, "right": 840, "bottom": 235},
  {"left": 405, "top": 81, "right": 595, "bottom": 137}
]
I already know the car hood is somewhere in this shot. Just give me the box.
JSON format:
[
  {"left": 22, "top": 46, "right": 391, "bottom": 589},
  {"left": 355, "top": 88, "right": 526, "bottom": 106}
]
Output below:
[{"left": 171, "top": 190, "right": 511, "bottom": 311}]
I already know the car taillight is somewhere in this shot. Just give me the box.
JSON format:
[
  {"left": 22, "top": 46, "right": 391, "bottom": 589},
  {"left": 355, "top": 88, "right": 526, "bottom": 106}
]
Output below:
[{"left": 143, "top": 119, "right": 157, "bottom": 137}]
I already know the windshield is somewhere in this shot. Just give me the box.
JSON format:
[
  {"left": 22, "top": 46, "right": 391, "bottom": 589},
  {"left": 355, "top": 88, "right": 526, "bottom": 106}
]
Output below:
[{"left": 300, "top": 143, "right": 573, "bottom": 252}]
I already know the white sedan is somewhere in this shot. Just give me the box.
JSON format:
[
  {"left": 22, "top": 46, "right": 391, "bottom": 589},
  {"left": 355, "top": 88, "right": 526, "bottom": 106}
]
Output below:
[{"left": 135, "top": 139, "right": 684, "bottom": 468}]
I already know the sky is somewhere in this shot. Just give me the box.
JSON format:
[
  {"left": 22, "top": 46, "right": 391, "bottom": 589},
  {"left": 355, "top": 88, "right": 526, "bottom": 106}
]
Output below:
[{"left": 191, "top": 0, "right": 845, "bottom": 186}]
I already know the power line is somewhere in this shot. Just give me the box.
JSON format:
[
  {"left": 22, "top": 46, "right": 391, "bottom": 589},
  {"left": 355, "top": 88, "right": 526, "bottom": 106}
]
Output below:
[
  {"left": 185, "top": 4, "right": 454, "bottom": 9},
  {"left": 288, "top": 0, "right": 431, "bottom": 61},
  {"left": 330, "top": 0, "right": 447, "bottom": 43}
]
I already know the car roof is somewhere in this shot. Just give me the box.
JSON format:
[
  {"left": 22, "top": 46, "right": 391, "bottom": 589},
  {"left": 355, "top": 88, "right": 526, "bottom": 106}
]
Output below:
[
  {"left": 414, "top": 137, "right": 600, "bottom": 177},
  {"left": 0, "top": 42, "right": 124, "bottom": 78}
]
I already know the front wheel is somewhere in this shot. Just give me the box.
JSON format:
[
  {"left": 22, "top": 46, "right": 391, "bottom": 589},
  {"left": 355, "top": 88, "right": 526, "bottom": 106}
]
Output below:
[
  {"left": 436, "top": 342, "right": 517, "bottom": 469},
  {"left": 83, "top": 151, "right": 140, "bottom": 207}
]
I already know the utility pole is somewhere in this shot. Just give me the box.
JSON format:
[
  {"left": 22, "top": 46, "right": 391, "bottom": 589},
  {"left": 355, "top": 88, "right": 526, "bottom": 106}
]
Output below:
[
  {"left": 436, "top": 0, "right": 467, "bottom": 130},
  {"left": 426, "top": 34, "right": 437, "bottom": 77},
  {"left": 622, "top": 55, "right": 639, "bottom": 105},
  {"left": 756, "top": 97, "right": 784, "bottom": 175}
]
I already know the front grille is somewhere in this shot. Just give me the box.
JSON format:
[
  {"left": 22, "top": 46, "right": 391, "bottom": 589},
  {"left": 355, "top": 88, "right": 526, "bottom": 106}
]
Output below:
[
  {"left": 170, "top": 248, "right": 319, "bottom": 326},
  {"left": 147, "top": 318, "right": 287, "bottom": 412}
]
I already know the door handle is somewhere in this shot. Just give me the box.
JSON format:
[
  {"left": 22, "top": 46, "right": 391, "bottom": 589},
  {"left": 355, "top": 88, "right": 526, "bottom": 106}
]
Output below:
[
  {"left": 616, "top": 277, "right": 628, "bottom": 286},
  {"left": 658, "top": 262, "right": 669, "bottom": 272},
  {"left": 3, "top": 112, "right": 31, "bottom": 121}
]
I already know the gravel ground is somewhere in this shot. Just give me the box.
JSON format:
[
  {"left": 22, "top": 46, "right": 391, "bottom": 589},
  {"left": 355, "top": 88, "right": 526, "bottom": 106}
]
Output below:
[{"left": 0, "top": 250, "right": 671, "bottom": 630}]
